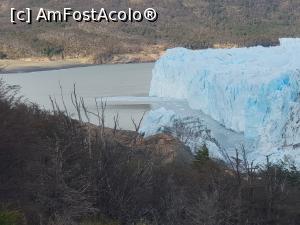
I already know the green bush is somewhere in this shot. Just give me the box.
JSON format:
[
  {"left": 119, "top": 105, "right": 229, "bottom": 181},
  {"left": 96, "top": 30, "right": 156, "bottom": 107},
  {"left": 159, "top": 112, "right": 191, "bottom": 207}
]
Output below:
[
  {"left": 42, "top": 46, "right": 64, "bottom": 59},
  {"left": 0, "top": 210, "right": 25, "bottom": 225},
  {"left": 0, "top": 52, "right": 7, "bottom": 59},
  {"left": 194, "top": 144, "right": 209, "bottom": 163}
]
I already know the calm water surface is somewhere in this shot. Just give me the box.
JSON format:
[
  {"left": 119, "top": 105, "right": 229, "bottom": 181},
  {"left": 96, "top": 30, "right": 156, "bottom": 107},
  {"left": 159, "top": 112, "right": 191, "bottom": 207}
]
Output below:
[{"left": 1, "top": 63, "right": 154, "bottom": 130}]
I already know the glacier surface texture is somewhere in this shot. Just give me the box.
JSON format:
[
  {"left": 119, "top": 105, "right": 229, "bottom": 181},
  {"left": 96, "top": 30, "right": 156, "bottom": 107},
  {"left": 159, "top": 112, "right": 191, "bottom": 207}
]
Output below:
[{"left": 145, "top": 38, "right": 300, "bottom": 163}]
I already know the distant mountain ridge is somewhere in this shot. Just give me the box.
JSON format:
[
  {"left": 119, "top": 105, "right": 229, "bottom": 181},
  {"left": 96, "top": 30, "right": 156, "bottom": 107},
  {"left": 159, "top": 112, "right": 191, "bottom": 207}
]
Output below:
[{"left": 0, "top": 0, "right": 300, "bottom": 62}]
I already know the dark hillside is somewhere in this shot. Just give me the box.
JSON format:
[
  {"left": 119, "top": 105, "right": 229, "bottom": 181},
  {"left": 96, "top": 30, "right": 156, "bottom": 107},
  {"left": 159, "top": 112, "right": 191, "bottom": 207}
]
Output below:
[{"left": 0, "top": 81, "right": 300, "bottom": 225}]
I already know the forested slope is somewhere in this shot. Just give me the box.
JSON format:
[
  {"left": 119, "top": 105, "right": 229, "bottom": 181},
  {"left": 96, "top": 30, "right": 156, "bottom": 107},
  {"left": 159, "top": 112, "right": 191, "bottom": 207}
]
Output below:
[{"left": 0, "top": 0, "right": 299, "bottom": 60}]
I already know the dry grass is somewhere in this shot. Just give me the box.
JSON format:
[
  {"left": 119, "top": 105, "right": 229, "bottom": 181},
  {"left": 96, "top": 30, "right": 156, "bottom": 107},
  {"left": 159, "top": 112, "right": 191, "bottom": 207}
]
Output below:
[{"left": 0, "top": 0, "right": 300, "bottom": 61}]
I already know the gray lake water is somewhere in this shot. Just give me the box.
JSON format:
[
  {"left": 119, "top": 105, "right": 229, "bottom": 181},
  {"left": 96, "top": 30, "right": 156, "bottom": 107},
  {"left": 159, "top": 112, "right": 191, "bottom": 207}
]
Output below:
[{"left": 1, "top": 63, "right": 154, "bottom": 130}]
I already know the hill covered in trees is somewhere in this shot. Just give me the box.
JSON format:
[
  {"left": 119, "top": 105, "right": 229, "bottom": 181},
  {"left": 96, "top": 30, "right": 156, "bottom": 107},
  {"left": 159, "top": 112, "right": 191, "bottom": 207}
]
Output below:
[{"left": 0, "top": 0, "right": 300, "bottom": 62}]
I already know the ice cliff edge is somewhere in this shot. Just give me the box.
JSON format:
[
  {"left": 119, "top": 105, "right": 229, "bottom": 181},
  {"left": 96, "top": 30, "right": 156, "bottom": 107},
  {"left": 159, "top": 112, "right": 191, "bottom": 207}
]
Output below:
[{"left": 148, "top": 38, "right": 300, "bottom": 152}]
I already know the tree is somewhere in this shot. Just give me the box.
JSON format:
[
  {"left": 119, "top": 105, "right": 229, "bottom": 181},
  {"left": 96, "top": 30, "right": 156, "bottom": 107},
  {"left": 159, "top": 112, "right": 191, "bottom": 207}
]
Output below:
[
  {"left": 194, "top": 144, "right": 209, "bottom": 164},
  {"left": 0, "top": 52, "right": 7, "bottom": 59},
  {"left": 42, "top": 45, "right": 64, "bottom": 59}
]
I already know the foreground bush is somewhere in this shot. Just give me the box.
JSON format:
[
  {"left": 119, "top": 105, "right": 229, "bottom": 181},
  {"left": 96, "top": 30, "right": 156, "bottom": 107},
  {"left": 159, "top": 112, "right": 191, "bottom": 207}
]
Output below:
[
  {"left": 0, "top": 80, "right": 299, "bottom": 225},
  {"left": 0, "top": 210, "right": 25, "bottom": 225}
]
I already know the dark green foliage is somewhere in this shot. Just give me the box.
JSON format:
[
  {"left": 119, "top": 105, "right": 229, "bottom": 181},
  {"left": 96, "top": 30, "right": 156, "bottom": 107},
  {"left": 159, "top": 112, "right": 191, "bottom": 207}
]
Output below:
[
  {"left": 26, "top": 37, "right": 65, "bottom": 59},
  {"left": 194, "top": 144, "right": 209, "bottom": 163},
  {"left": 42, "top": 46, "right": 64, "bottom": 59},
  {"left": 287, "top": 165, "right": 300, "bottom": 186},
  {"left": 0, "top": 52, "right": 7, "bottom": 59},
  {"left": 0, "top": 210, "right": 25, "bottom": 225}
]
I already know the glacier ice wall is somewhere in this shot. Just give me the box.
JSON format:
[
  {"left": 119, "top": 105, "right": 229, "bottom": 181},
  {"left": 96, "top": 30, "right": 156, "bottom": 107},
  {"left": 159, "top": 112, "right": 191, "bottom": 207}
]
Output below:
[
  {"left": 149, "top": 38, "right": 300, "bottom": 152},
  {"left": 140, "top": 107, "right": 176, "bottom": 136}
]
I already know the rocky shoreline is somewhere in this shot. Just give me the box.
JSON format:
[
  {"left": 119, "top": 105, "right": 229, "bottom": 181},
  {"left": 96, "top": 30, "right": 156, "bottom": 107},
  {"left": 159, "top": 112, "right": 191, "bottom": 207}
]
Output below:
[{"left": 0, "top": 49, "right": 164, "bottom": 74}]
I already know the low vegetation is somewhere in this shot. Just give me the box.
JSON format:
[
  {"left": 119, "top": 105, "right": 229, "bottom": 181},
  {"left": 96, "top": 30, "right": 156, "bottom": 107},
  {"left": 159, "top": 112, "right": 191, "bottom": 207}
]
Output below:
[
  {"left": 0, "top": 81, "right": 299, "bottom": 225},
  {"left": 0, "top": 210, "right": 25, "bottom": 225},
  {"left": 41, "top": 45, "right": 64, "bottom": 60},
  {"left": 0, "top": 0, "right": 300, "bottom": 60},
  {"left": 0, "top": 52, "right": 7, "bottom": 59}
]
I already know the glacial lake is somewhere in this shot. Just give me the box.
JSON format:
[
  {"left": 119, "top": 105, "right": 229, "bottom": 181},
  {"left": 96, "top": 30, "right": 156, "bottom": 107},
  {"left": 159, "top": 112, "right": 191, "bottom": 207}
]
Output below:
[{"left": 1, "top": 63, "right": 154, "bottom": 130}]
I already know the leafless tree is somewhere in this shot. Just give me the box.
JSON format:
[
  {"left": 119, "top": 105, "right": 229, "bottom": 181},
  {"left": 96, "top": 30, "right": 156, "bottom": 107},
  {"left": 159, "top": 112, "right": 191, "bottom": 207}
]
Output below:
[
  {"left": 70, "top": 83, "right": 82, "bottom": 122},
  {"left": 131, "top": 111, "right": 146, "bottom": 145},
  {"left": 113, "top": 113, "right": 120, "bottom": 135}
]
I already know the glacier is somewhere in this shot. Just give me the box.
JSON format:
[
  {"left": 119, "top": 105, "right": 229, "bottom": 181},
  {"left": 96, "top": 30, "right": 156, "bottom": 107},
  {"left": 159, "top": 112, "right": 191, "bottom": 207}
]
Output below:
[{"left": 142, "top": 38, "right": 300, "bottom": 165}]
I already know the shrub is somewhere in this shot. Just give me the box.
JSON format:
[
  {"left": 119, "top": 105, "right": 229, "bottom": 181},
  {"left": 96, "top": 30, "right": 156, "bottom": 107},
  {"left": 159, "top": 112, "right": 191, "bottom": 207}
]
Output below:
[
  {"left": 42, "top": 46, "right": 64, "bottom": 59},
  {"left": 0, "top": 52, "right": 7, "bottom": 59},
  {"left": 93, "top": 51, "right": 113, "bottom": 64},
  {"left": 1, "top": 80, "right": 300, "bottom": 225},
  {"left": 0, "top": 210, "right": 25, "bottom": 225},
  {"left": 194, "top": 144, "right": 209, "bottom": 163}
]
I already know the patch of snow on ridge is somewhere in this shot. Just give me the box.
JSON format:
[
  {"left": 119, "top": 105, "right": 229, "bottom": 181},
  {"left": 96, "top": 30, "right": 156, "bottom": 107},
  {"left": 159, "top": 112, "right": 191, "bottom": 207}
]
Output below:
[{"left": 144, "top": 38, "right": 300, "bottom": 165}]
